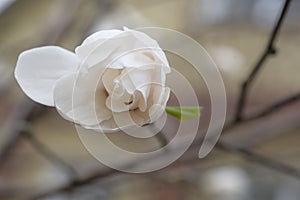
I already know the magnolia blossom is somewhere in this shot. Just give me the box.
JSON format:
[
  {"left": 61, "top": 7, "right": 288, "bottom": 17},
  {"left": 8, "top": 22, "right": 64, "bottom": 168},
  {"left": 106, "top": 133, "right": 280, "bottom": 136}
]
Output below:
[{"left": 15, "top": 28, "right": 170, "bottom": 132}]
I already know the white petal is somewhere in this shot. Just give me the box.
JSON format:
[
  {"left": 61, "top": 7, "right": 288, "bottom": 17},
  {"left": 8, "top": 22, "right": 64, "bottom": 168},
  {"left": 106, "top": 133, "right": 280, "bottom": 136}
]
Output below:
[
  {"left": 149, "top": 86, "right": 170, "bottom": 122},
  {"left": 125, "top": 29, "right": 171, "bottom": 73},
  {"left": 120, "top": 67, "right": 151, "bottom": 94},
  {"left": 15, "top": 46, "right": 80, "bottom": 106},
  {"left": 153, "top": 86, "right": 170, "bottom": 105},
  {"left": 53, "top": 69, "right": 112, "bottom": 126},
  {"left": 100, "top": 109, "right": 150, "bottom": 131},
  {"left": 81, "top": 30, "right": 123, "bottom": 46},
  {"left": 102, "top": 68, "right": 121, "bottom": 94},
  {"left": 105, "top": 91, "right": 132, "bottom": 112},
  {"left": 101, "top": 87, "right": 170, "bottom": 130},
  {"left": 82, "top": 30, "right": 171, "bottom": 73},
  {"left": 149, "top": 104, "right": 165, "bottom": 122},
  {"left": 120, "top": 67, "right": 156, "bottom": 111},
  {"left": 113, "top": 51, "right": 155, "bottom": 68},
  {"left": 75, "top": 30, "right": 122, "bottom": 60}
]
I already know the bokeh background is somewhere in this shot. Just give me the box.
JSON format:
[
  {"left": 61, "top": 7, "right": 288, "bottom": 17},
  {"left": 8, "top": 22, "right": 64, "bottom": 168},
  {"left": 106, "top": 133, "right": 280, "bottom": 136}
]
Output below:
[{"left": 1, "top": 0, "right": 300, "bottom": 199}]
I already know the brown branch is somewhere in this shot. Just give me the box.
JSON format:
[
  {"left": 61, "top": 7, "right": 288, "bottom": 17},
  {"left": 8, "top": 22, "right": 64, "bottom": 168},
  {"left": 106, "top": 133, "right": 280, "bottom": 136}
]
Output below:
[
  {"left": 245, "top": 92, "right": 300, "bottom": 121},
  {"left": 30, "top": 169, "right": 118, "bottom": 200},
  {"left": 0, "top": 98, "right": 35, "bottom": 164},
  {"left": 22, "top": 127, "right": 77, "bottom": 180},
  {"left": 224, "top": 91, "right": 300, "bottom": 132},
  {"left": 235, "top": 0, "right": 292, "bottom": 122},
  {"left": 216, "top": 141, "right": 300, "bottom": 179},
  {"left": 0, "top": 0, "right": 84, "bottom": 167},
  {"left": 32, "top": 134, "right": 300, "bottom": 200}
]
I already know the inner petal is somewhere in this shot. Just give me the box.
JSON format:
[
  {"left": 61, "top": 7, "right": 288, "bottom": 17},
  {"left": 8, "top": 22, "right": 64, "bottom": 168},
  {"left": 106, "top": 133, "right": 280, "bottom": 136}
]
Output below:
[
  {"left": 106, "top": 90, "right": 135, "bottom": 112},
  {"left": 102, "top": 68, "right": 121, "bottom": 94}
]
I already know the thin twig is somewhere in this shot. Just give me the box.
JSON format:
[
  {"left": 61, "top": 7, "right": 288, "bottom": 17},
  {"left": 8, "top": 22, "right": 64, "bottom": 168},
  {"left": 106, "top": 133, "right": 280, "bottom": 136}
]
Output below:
[
  {"left": 224, "top": 91, "right": 300, "bottom": 132},
  {"left": 30, "top": 169, "right": 118, "bottom": 200},
  {"left": 235, "top": 0, "right": 292, "bottom": 122},
  {"left": 22, "top": 126, "right": 77, "bottom": 180},
  {"left": 0, "top": 0, "right": 84, "bottom": 167},
  {"left": 0, "top": 98, "right": 35, "bottom": 164},
  {"left": 245, "top": 92, "right": 300, "bottom": 121},
  {"left": 33, "top": 134, "right": 300, "bottom": 200},
  {"left": 216, "top": 141, "right": 300, "bottom": 179}
]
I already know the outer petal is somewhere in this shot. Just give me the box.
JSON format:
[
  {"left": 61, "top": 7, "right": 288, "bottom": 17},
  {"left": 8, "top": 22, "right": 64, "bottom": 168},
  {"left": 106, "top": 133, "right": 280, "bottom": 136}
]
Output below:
[
  {"left": 124, "top": 28, "right": 171, "bottom": 73},
  {"left": 15, "top": 46, "right": 80, "bottom": 106},
  {"left": 75, "top": 30, "right": 122, "bottom": 60},
  {"left": 149, "top": 86, "right": 170, "bottom": 122},
  {"left": 53, "top": 69, "right": 112, "bottom": 126},
  {"left": 99, "top": 109, "right": 151, "bottom": 131},
  {"left": 112, "top": 51, "right": 155, "bottom": 68},
  {"left": 82, "top": 29, "right": 171, "bottom": 73}
]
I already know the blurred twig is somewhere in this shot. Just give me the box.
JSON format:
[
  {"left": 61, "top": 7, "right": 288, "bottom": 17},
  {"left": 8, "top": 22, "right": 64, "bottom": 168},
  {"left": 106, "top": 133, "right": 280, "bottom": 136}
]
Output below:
[
  {"left": 0, "top": 98, "right": 35, "bottom": 164},
  {"left": 33, "top": 134, "right": 300, "bottom": 199},
  {"left": 30, "top": 169, "right": 119, "bottom": 200},
  {"left": 22, "top": 126, "right": 78, "bottom": 180},
  {"left": 224, "top": 91, "right": 300, "bottom": 131},
  {"left": 216, "top": 141, "right": 300, "bottom": 179},
  {"left": 0, "top": 0, "right": 84, "bottom": 167},
  {"left": 244, "top": 91, "right": 300, "bottom": 122},
  {"left": 235, "top": 0, "right": 292, "bottom": 122}
]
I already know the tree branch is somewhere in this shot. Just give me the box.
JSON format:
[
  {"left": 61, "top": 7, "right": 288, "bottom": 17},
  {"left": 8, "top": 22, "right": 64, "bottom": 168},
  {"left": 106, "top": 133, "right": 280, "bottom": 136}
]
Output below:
[
  {"left": 245, "top": 92, "right": 300, "bottom": 121},
  {"left": 32, "top": 134, "right": 300, "bottom": 200},
  {"left": 0, "top": 0, "right": 84, "bottom": 167},
  {"left": 29, "top": 169, "right": 118, "bottom": 200},
  {"left": 22, "top": 126, "right": 77, "bottom": 180},
  {"left": 216, "top": 141, "right": 300, "bottom": 179},
  {"left": 235, "top": 0, "right": 292, "bottom": 122}
]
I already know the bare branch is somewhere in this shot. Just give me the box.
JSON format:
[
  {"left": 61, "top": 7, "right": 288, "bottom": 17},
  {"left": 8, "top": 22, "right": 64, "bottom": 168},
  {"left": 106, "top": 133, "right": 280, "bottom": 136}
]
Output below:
[
  {"left": 0, "top": 98, "right": 35, "bottom": 164},
  {"left": 0, "top": 0, "right": 84, "bottom": 167},
  {"left": 32, "top": 135, "right": 300, "bottom": 200},
  {"left": 30, "top": 169, "right": 118, "bottom": 200},
  {"left": 216, "top": 141, "right": 300, "bottom": 179},
  {"left": 22, "top": 126, "right": 78, "bottom": 180},
  {"left": 235, "top": 0, "right": 292, "bottom": 122},
  {"left": 245, "top": 92, "right": 300, "bottom": 121}
]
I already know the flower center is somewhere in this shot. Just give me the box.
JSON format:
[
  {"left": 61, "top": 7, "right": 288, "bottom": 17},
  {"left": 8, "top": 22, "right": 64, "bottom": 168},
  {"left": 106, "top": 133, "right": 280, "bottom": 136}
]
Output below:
[{"left": 124, "top": 95, "right": 134, "bottom": 105}]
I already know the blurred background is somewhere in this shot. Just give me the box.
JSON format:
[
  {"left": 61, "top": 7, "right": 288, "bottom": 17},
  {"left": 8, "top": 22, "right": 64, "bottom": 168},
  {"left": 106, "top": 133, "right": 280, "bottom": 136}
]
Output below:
[{"left": 1, "top": 0, "right": 300, "bottom": 199}]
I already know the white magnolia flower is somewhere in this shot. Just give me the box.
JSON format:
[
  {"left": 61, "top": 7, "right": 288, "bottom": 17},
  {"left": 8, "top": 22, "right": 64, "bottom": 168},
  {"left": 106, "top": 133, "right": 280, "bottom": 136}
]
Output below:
[{"left": 15, "top": 28, "right": 171, "bottom": 132}]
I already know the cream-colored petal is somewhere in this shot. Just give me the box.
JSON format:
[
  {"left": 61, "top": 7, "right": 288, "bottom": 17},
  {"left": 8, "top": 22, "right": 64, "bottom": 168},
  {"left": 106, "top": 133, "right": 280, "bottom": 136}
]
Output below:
[
  {"left": 53, "top": 70, "right": 112, "bottom": 126},
  {"left": 15, "top": 46, "right": 80, "bottom": 106},
  {"left": 120, "top": 67, "right": 151, "bottom": 94},
  {"left": 80, "top": 31, "right": 136, "bottom": 69},
  {"left": 75, "top": 30, "right": 122, "bottom": 60},
  {"left": 112, "top": 51, "right": 155, "bottom": 68},
  {"left": 105, "top": 91, "right": 132, "bottom": 113},
  {"left": 102, "top": 68, "right": 121, "bottom": 94},
  {"left": 124, "top": 28, "right": 171, "bottom": 73},
  {"left": 106, "top": 109, "right": 150, "bottom": 130},
  {"left": 83, "top": 30, "right": 171, "bottom": 74},
  {"left": 149, "top": 86, "right": 170, "bottom": 122}
]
